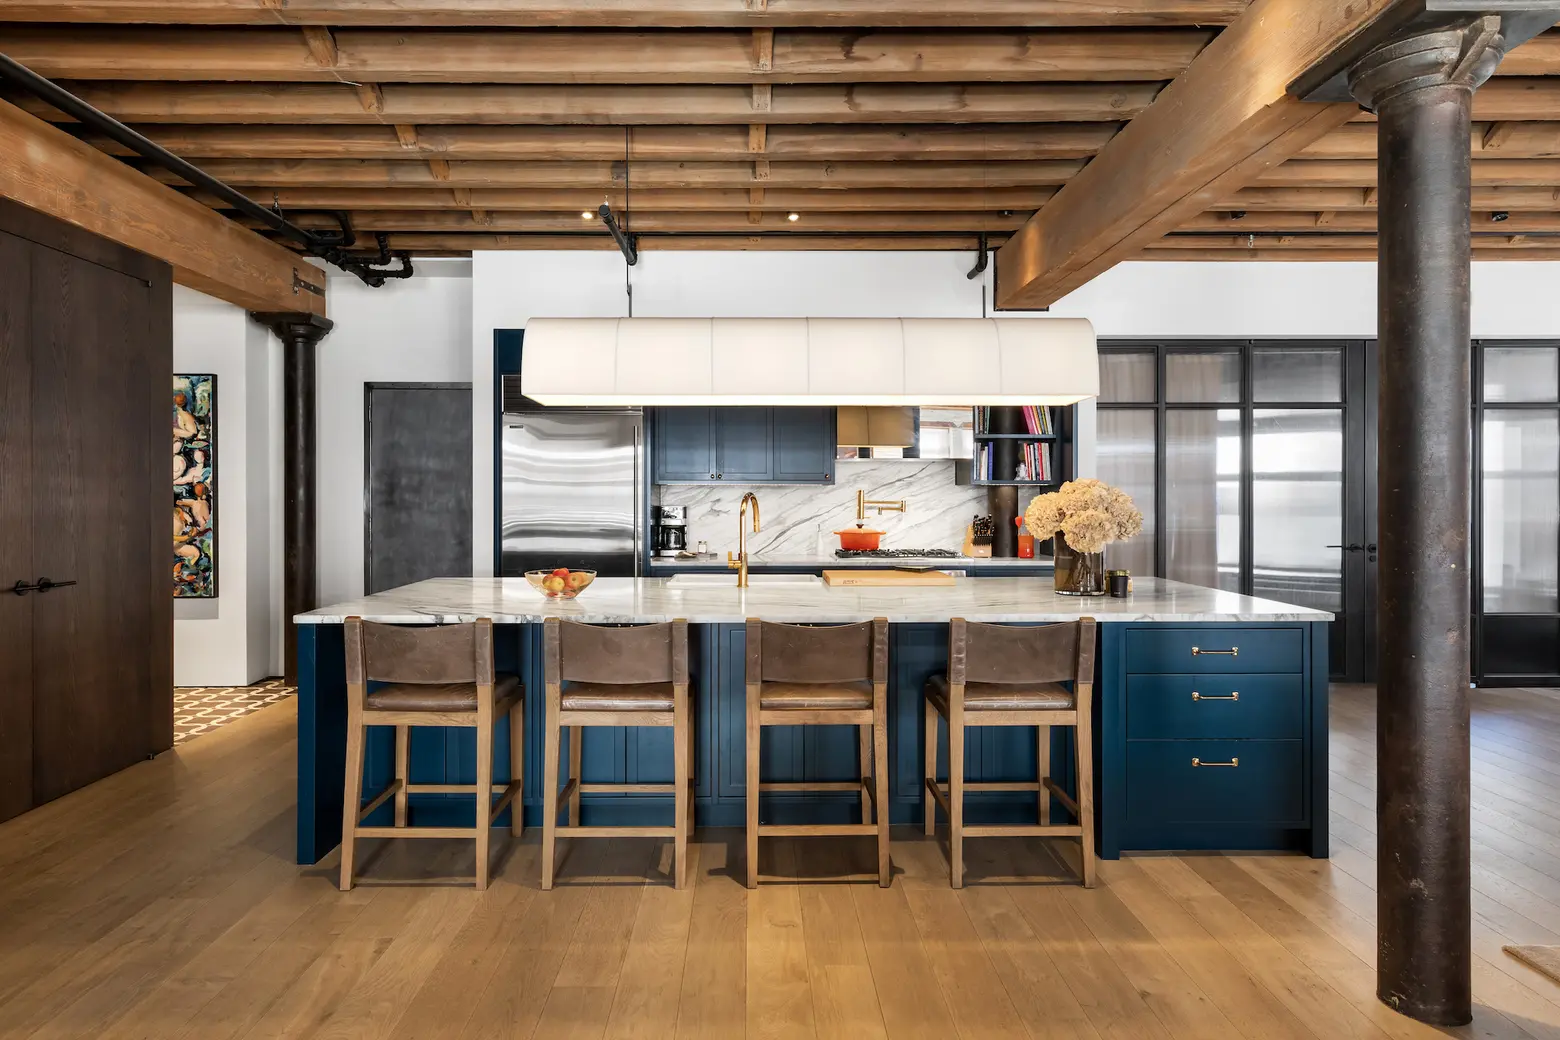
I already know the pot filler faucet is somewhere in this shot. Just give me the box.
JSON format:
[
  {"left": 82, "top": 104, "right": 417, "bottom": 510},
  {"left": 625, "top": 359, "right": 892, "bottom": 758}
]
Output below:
[
  {"left": 857, "top": 488, "right": 907, "bottom": 522},
  {"left": 728, "top": 492, "right": 761, "bottom": 588}
]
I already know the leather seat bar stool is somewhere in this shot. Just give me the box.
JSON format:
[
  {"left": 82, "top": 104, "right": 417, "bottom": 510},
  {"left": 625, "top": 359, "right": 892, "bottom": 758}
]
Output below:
[
  {"left": 923, "top": 617, "right": 1097, "bottom": 888},
  {"left": 542, "top": 617, "right": 693, "bottom": 890},
  {"left": 340, "top": 617, "right": 524, "bottom": 891},
  {"left": 746, "top": 618, "right": 891, "bottom": 888}
]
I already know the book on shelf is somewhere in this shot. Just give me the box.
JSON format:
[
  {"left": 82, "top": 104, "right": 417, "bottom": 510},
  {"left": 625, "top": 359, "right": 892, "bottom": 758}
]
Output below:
[{"left": 975, "top": 405, "right": 1054, "bottom": 437}]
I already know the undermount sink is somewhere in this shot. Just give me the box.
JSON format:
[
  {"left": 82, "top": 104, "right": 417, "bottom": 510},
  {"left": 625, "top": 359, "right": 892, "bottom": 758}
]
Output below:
[{"left": 665, "top": 573, "right": 822, "bottom": 588}]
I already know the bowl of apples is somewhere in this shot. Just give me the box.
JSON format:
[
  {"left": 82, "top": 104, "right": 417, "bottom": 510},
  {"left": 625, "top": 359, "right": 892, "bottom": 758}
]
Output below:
[{"left": 526, "top": 567, "right": 596, "bottom": 599}]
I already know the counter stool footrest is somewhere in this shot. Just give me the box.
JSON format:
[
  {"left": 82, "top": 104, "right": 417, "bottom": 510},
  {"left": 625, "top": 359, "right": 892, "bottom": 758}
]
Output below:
[
  {"left": 964, "top": 781, "right": 1042, "bottom": 791},
  {"left": 578, "top": 782, "right": 677, "bottom": 794},
  {"left": 404, "top": 783, "right": 510, "bottom": 794},
  {"left": 355, "top": 779, "right": 402, "bottom": 824},
  {"left": 556, "top": 825, "right": 677, "bottom": 838},
  {"left": 962, "top": 824, "right": 1082, "bottom": 838},
  {"left": 354, "top": 825, "right": 481, "bottom": 839},
  {"left": 758, "top": 823, "right": 878, "bottom": 837},
  {"left": 1041, "top": 777, "right": 1081, "bottom": 818},
  {"left": 759, "top": 781, "right": 864, "bottom": 793}
]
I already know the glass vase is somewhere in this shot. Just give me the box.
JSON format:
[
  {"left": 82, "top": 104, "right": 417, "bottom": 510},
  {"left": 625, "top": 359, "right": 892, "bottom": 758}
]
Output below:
[{"left": 1053, "top": 542, "right": 1107, "bottom": 597}]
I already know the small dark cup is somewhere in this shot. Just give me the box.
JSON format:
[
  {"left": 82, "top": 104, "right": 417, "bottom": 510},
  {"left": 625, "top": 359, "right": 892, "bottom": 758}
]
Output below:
[{"left": 1108, "top": 570, "right": 1130, "bottom": 598}]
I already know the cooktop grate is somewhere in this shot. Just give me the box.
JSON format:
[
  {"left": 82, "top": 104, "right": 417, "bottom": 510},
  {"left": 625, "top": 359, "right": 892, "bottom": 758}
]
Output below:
[{"left": 834, "top": 548, "right": 963, "bottom": 559}]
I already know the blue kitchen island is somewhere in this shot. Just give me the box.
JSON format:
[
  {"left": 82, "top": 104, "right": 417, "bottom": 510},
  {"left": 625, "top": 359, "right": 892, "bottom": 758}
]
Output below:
[{"left": 294, "top": 576, "right": 1331, "bottom": 865}]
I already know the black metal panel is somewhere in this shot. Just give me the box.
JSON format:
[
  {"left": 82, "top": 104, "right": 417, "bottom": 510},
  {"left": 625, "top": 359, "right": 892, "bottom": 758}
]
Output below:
[{"left": 364, "top": 383, "right": 474, "bottom": 595}]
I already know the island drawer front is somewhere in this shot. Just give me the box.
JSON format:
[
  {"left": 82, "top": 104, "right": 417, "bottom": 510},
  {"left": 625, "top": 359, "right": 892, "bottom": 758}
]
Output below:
[
  {"left": 1125, "top": 740, "right": 1304, "bottom": 824},
  {"left": 1126, "top": 674, "right": 1304, "bottom": 740},
  {"left": 1124, "top": 627, "right": 1303, "bottom": 674}
]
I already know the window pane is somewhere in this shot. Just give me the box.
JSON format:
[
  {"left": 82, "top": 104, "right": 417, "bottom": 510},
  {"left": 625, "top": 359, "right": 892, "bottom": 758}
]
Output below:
[
  {"left": 1252, "top": 409, "right": 1343, "bottom": 612},
  {"left": 1483, "top": 409, "right": 1559, "bottom": 612},
  {"left": 1099, "top": 352, "right": 1155, "bottom": 403},
  {"left": 1096, "top": 409, "right": 1156, "bottom": 577},
  {"left": 1253, "top": 347, "right": 1343, "bottom": 403},
  {"left": 1484, "top": 347, "right": 1559, "bottom": 403},
  {"left": 1166, "top": 409, "right": 1241, "bottom": 592},
  {"left": 1166, "top": 351, "right": 1241, "bottom": 403}
]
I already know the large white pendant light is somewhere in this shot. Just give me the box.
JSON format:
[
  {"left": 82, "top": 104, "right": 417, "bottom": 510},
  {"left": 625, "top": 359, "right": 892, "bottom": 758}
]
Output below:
[{"left": 519, "top": 317, "right": 1098, "bottom": 406}]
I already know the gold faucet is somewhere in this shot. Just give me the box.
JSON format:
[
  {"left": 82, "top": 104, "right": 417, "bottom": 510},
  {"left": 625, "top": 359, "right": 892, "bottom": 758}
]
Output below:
[
  {"left": 857, "top": 488, "right": 907, "bottom": 522},
  {"left": 728, "top": 492, "right": 761, "bottom": 587}
]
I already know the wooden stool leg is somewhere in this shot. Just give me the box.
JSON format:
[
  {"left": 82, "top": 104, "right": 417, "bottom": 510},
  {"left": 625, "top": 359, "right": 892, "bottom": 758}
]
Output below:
[
  {"left": 508, "top": 696, "right": 525, "bottom": 837},
  {"left": 1037, "top": 724, "right": 1051, "bottom": 827},
  {"left": 948, "top": 699, "right": 964, "bottom": 889},
  {"left": 393, "top": 725, "right": 410, "bottom": 828},
  {"left": 541, "top": 689, "right": 562, "bottom": 891},
  {"left": 1074, "top": 698, "right": 1097, "bottom": 889},
  {"left": 339, "top": 713, "right": 365, "bottom": 892},
  {"left": 745, "top": 683, "right": 760, "bottom": 890},
  {"left": 475, "top": 711, "right": 494, "bottom": 891},
  {"left": 568, "top": 726, "right": 583, "bottom": 827},
  {"left": 923, "top": 699, "right": 937, "bottom": 837},
  {"left": 857, "top": 723, "right": 872, "bottom": 824},
  {"left": 685, "top": 697, "right": 697, "bottom": 840},
  {"left": 673, "top": 690, "right": 690, "bottom": 890},
  {"left": 874, "top": 694, "right": 891, "bottom": 888}
]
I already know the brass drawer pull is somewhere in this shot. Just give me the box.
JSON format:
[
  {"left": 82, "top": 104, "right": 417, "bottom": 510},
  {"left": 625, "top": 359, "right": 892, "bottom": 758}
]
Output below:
[
  {"left": 1191, "top": 691, "right": 1239, "bottom": 701},
  {"left": 1191, "top": 646, "right": 1237, "bottom": 657},
  {"left": 1192, "top": 757, "right": 1239, "bottom": 768}
]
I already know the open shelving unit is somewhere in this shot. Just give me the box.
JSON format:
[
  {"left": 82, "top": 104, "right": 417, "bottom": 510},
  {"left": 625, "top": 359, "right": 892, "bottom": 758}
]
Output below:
[{"left": 954, "top": 405, "right": 1074, "bottom": 488}]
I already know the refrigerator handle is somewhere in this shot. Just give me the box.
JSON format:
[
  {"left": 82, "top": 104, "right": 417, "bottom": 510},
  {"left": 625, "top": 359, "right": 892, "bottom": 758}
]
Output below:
[{"left": 633, "top": 423, "right": 643, "bottom": 578}]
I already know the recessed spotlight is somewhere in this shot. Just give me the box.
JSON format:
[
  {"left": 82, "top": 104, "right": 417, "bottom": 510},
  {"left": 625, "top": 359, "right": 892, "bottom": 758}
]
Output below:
[
  {"left": 1491, "top": 210, "right": 1510, "bottom": 222},
  {"left": 787, "top": 212, "right": 800, "bottom": 222},
  {"left": 581, "top": 210, "right": 594, "bottom": 220}
]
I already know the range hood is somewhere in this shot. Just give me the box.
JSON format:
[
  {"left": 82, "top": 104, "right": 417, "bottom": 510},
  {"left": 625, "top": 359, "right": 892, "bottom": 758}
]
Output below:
[
  {"left": 519, "top": 317, "right": 1098, "bottom": 406},
  {"left": 837, "top": 406, "right": 916, "bottom": 449}
]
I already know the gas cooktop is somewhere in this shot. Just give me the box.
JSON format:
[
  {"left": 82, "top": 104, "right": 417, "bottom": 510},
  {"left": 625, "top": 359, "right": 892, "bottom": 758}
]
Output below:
[{"left": 834, "top": 548, "right": 962, "bottom": 559}]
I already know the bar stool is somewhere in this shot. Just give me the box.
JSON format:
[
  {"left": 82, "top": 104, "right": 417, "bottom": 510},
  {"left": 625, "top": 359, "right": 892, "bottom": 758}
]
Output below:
[
  {"left": 340, "top": 616, "right": 524, "bottom": 891},
  {"left": 542, "top": 617, "right": 693, "bottom": 890},
  {"left": 745, "top": 618, "right": 891, "bottom": 888},
  {"left": 923, "top": 617, "right": 1097, "bottom": 888}
]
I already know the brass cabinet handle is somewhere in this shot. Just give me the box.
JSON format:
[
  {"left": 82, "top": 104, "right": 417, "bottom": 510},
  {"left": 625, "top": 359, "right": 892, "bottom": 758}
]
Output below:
[
  {"left": 1192, "top": 757, "right": 1239, "bottom": 768},
  {"left": 1191, "top": 691, "right": 1239, "bottom": 701},
  {"left": 1191, "top": 646, "right": 1238, "bottom": 657}
]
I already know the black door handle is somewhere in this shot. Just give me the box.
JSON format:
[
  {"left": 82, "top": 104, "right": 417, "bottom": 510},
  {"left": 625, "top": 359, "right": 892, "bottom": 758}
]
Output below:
[
  {"left": 11, "top": 580, "right": 35, "bottom": 596},
  {"left": 1325, "top": 544, "right": 1366, "bottom": 552},
  {"left": 34, "top": 578, "right": 76, "bottom": 593}
]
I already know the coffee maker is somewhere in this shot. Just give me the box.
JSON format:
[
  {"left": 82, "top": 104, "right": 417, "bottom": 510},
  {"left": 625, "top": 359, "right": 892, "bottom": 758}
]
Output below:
[{"left": 653, "top": 505, "right": 689, "bottom": 557}]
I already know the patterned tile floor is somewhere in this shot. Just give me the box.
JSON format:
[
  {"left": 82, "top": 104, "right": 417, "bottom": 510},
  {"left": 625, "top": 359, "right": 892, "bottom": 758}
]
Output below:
[{"left": 172, "top": 679, "right": 295, "bottom": 745}]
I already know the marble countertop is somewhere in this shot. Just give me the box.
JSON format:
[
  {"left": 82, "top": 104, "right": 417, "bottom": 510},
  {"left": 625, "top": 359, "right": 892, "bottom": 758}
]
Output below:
[
  {"left": 648, "top": 553, "right": 1054, "bottom": 570},
  {"left": 297, "top": 576, "right": 1334, "bottom": 625}
]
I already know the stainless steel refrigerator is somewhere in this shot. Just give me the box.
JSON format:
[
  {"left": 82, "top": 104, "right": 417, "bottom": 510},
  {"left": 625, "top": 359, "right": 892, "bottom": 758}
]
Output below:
[{"left": 500, "top": 409, "right": 643, "bottom": 577}]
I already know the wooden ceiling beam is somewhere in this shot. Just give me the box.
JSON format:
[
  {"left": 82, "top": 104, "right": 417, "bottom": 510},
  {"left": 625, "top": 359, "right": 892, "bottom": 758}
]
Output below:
[
  {"left": 993, "top": 0, "right": 1415, "bottom": 307},
  {"left": 379, "top": 233, "right": 1012, "bottom": 253},
  {"left": 142, "top": 157, "right": 1085, "bottom": 189},
  {"left": 0, "top": 97, "right": 324, "bottom": 313},
  {"left": 0, "top": 1, "right": 1250, "bottom": 28},
  {"left": 252, "top": 209, "right": 1031, "bottom": 232},
  {"left": 83, "top": 122, "right": 1122, "bottom": 161},
  {"left": 1217, "top": 185, "right": 1560, "bottom": 210},
  {"left": 0, "top": 27, "right": 1210, "bottom": 83},
  {"left": 185, "top": 185, "right": 1055, "bottom": 211},
  {"left": 1260, "top": 158, "right": 1560, "bottom": 187},
  {"left": 9, "top": 81, "right": 1160, "bottom": 125},
  {"left": 1179, "top": 209, "right": 1560, "bottom": 233}
]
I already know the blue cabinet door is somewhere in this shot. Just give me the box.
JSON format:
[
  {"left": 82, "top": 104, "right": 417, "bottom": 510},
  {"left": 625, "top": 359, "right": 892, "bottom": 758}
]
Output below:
[
  {"left": 715, "top": 408, "right": 773, "bottom": 481},
  {"left": 773, "top": 407, "right": 835, "bottom": 483},
  {"left": 653, "top": 408, "right": 716, "bottom": 482}
]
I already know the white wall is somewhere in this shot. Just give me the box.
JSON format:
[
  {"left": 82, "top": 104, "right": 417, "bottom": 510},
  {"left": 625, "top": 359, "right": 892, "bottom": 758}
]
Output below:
[
  {"left": 172, "top": 286, "right": 280, "bottom": 686},
  {"left": 315, "top": 260, "right": 474, "bottom": 606}
]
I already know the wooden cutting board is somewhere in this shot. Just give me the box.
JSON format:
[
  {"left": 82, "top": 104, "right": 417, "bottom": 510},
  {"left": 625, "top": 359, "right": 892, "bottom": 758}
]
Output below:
[{"left": 822, "top": 569, "right": 957, "bottom": 587}]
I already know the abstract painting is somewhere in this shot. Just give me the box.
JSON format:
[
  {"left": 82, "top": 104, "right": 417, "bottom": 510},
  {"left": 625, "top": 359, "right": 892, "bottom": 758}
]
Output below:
[{"left": 173, "top": 374, "right": 216, "bottom": 598}]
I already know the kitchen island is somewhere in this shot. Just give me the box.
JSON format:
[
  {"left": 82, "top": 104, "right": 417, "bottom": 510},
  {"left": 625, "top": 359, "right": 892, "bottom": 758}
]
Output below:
[{"left": 294, "top": 576, "right": 1331, "bottom": 865}]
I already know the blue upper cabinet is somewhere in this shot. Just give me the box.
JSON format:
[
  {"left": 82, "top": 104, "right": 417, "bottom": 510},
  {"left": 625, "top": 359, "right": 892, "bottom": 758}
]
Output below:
[
  {"left": 653, "top": 407, "right": 717, "bottom": 481},
  {"left": 652, "top": 407, "right": 835, "bottom": 485},
  {"left": 773, "top": 408, "right": 835, "bottom": 483},
  {"left": 715, "top": 409, "right": 773, "bottom": 481}
]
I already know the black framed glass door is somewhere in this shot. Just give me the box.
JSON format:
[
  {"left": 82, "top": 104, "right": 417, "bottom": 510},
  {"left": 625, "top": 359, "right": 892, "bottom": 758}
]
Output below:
[{"left": 1097, "top": 340, "right": 1373, "bottom": 681}]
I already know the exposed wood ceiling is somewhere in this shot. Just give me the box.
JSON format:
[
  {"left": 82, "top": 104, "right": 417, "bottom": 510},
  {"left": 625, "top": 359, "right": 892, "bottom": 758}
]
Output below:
[{"left": 2, "top": 0, "right": 1558, "bottom": 275}]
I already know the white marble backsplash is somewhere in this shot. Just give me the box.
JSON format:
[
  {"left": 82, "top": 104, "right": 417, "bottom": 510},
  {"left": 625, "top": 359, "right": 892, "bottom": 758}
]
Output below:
[{"left": 657, "top": 459, "right": 1037, "bottom": 556}]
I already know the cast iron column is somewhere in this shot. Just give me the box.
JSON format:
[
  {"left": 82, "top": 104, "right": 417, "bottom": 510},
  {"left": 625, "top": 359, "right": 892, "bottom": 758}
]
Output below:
[
  {"left": 1346, "top": 18, "right": 1504, "bottom": 1027},
  {"left": 252, "top": 312, "right": 334, "bottom": 685}
]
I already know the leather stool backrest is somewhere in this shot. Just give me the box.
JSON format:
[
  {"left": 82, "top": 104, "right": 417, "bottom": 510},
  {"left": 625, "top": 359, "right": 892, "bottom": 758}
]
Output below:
[
  {"left": 949, "top": 618, "right": 1096, "bottom": 686},
  {"left": 345, "top": 617, "right": 492, "bottom": 685},
  {"left": 746, "top": 619, "right": 888, "bottom": 684},
  {"left": 545, "top": 618, "right": 689, "bottom": 686}
]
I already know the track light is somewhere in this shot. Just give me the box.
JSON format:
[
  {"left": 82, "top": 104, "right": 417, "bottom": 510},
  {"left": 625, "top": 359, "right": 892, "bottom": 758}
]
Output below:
[{"left": 598, "top": 202, "right": 638, "bottom": 266}]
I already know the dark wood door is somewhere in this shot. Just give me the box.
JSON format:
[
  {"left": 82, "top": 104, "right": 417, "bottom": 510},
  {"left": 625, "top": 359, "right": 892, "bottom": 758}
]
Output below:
[{"left": 0, "top": 230, "right": 35, "bottom": 822}]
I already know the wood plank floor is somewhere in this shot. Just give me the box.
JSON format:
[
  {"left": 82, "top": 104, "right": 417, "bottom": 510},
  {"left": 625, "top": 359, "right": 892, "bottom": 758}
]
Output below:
[{"left": 4, "top": 684, "right": 1560, "bottom": 1039}]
